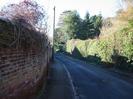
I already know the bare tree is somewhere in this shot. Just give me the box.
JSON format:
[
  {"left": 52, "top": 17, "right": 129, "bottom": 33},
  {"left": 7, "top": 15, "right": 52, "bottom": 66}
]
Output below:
[{"left": 0, "top": 0, "right": 46, "bottom": 31}]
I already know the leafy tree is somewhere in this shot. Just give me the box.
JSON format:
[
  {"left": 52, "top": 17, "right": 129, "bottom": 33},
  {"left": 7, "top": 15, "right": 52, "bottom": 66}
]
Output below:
[
  {"left": 54, "top": 10, "right": 103, "bottom": 51},
  {"left": 58, "top": 10, "right": 81, "bottom": 39},
  {"left": 54, "top": 10, "right": 82, "bottom": 51},
  {"left": 78, "top": 13, "right": 103, "bottom": 39},
  {"left": 84, "top": 12, "right": 94, "bottom": 38},
  {"left": 78, "top": 12, "right": 94, "bottom": 39},
  {"left": 54, "top": 28, "right": 69, "bottom": 51},
  {"left": 90, "top": 14, "right": 103, "bottom": 37}
]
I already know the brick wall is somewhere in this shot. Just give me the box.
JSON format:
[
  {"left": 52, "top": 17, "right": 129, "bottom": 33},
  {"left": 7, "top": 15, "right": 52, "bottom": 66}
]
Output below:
[{"left": 0, "top": 47, "right": 51, "bottom": 99}]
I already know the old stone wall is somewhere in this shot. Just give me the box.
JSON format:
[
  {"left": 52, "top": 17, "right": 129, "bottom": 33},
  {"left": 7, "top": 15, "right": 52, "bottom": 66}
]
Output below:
[
  {"left": 0, "top": 18, "right": 52, "bottom": 99},
  {"left": 0, "top": 46, "right": 52, "bottom": 99}
]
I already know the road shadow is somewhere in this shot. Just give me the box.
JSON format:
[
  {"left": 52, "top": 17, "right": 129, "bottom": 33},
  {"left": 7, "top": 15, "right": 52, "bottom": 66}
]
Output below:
[
  {"left": 72, "top": 47, "right": 101, "bottom": 63},
  {"left": 62, "top": 47, "right": 133, "bottom": 72}
]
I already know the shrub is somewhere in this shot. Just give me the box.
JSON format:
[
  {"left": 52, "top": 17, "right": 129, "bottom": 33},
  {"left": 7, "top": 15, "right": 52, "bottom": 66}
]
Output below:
[{"left": 66, "top": 27, "right": 133, "bottom": 71}]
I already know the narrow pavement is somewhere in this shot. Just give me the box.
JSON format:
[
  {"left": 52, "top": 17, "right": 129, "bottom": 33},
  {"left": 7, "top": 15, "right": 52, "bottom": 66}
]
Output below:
[
  {"left": 38, "top": 58, "right": 75, "bottom": 99},
  {"left": 39, "top": 53, "right": 133, "bottom": 99}
]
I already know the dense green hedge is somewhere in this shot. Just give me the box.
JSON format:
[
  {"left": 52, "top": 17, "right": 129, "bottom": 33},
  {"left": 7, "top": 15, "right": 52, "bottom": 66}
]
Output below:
[
  {"left": 66, "top": 27, "right": 133, "bottom": 71},
  {"left": 67, "top": 38, "right": 113, "bottom": 63}
]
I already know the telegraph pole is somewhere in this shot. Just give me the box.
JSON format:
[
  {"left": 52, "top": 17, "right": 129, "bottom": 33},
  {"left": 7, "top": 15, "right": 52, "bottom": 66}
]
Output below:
[
  {"left": 53, "top": 6, "right": 55, "bottom": 39},
  {"left": 52, "top": 6, "right": 55, "bottom": 61}
]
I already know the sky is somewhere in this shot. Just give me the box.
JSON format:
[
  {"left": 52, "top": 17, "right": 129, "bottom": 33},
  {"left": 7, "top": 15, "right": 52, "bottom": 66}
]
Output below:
[{"left": 0, "top": 0, "right": 120, "bottom": 37}]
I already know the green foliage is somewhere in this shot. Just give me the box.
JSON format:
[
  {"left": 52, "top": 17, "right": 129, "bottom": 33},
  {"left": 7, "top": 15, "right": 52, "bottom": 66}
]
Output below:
[
  {"left": 54, "top": 28, "right": 68, "bottom": 51},
  {"left": 54, "top": 11, "right": 103, "bottom": 51},
  {"left": 66, "top": 25, "right": 133, "bottom": 71},
  {"left": 77, "top": 12, "right": 94, "bottom": 39},
  {"left": 54, "top": 10, "right": 82, "bottom": 51},
  {"left": 77, "top": 13, "right": 103, "bottom": 40},
  {"left": 67, "top": 39, "right": 113, "bottom": 63},
  {"left": 120, "top": 29, "right": 133, "bottom": 62},
  {"left": 65, "top": 2, "right": 133, "bottom": 72},
  {"left": 90, "top": 14, "right": 103, "bottom": 37},
  {"left": 58, "top": 10, "right": 81, "bottom": 39}
]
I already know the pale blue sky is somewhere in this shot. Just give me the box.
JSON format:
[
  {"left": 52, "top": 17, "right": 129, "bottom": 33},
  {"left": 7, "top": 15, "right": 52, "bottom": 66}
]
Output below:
[
  {"left": 55, "top": 0, "right": 119, "bottom": 18},
  {"left": 0, "top": 0, "right": 120, "bottom": 37}
]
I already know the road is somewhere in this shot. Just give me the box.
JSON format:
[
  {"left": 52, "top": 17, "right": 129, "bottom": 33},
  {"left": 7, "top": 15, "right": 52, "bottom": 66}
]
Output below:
[{"left": 39, "top": 53, "right": 133, "bottom": 99}]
